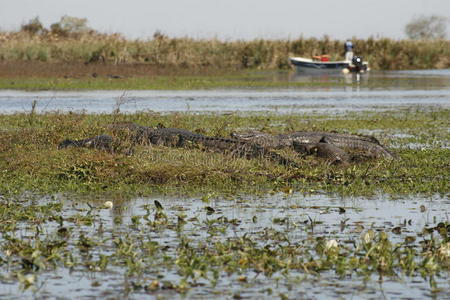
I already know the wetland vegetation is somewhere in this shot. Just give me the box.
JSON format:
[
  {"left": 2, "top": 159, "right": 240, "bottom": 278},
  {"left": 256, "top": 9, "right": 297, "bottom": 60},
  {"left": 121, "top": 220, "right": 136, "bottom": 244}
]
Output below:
[
  {"left": 1, "top": 109, "right": 448, "bottom": 197},
  {"left": 0, "top": 193, "right": 449, "bottom": 299},
  {"left": 1, "top": 28, "right": 449, "bottom": 71},
  {"left": 0, "top": 99, "right": 449, "bottom": 299},
  {"left": 1, "top": 17, "right": 450, "bottom": 91},
  {"left": 0, "top": 66, "right": 358, "bottom": 91}
]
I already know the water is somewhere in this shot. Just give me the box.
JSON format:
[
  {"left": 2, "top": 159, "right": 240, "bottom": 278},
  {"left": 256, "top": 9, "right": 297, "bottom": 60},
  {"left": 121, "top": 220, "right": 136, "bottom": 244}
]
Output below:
[
  {"left": 1, "top": 193, "right": 449, "bottom": 299},
  {"left": 0, "top": 70, "right": 449, "bottom": 115}
]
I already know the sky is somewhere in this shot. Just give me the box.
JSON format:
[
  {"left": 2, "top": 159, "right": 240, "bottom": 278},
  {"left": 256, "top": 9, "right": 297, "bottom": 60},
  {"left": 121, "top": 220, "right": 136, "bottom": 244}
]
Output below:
[{"left": 0, "top": 0, "right": 449, "bottom": 40}]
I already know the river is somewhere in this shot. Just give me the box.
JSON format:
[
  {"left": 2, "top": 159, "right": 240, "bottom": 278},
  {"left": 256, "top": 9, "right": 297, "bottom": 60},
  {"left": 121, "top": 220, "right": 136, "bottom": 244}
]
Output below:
[{"left": 0, "top": 70, "right": 449, "bottom": 115}]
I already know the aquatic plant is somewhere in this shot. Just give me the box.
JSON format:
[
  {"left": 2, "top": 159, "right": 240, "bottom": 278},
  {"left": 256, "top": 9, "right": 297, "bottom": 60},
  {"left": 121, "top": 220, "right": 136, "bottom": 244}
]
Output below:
[{"left": 0, "top": 195, "right": 448, "bottom": 298}]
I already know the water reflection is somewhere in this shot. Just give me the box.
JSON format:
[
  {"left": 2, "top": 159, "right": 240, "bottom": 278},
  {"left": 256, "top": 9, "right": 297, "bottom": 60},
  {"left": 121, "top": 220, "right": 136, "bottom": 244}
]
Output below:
[
  {"left": 288, "top": 71, "right": 369, "bottom": 85},
  {"left": 289, "top": 69, "right": 450, "bottom": 90}
]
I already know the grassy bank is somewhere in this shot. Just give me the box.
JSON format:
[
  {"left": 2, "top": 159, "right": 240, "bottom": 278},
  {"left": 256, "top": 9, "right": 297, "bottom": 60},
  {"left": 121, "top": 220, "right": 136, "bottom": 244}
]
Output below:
[
  {"left": 0, "top": 69, "right": 348, "bottom": 90},
  {"left": 1, "top": 31, "right": 449, "bottom": 72},
  {"left": 0, "top": 109, "right": 448, "bottom": 197}
]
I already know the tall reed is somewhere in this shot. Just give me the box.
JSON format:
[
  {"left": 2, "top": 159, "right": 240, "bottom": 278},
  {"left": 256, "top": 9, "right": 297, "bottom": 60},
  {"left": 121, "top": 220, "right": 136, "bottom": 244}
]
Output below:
[{"left": 0, "top": 31, "right": 449, "bottom": 70}]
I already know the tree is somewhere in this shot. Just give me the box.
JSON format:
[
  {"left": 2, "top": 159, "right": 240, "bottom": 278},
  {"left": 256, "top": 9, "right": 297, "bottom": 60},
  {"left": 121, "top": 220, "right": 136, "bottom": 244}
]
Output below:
[
  {"left": 405, "top": 15, "right": 448, "bottom": 40},
  {"left": 21, "top": 17, "right": 44, "bottom": 35},
  {"left": 50, "top": 15, "right": 91, "bottom": 36}
]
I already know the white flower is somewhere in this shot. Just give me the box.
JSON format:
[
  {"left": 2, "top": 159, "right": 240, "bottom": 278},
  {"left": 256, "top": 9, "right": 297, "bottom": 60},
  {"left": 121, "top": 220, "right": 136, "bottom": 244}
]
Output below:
[
  {"left": 439, "top": 243, "right": 450, "bottom": 257},
  {"left": 103, "top": 201, "right": 114, "bottom": 209},
  {"left": 362, "top": 230, "right": 375, "bottom": 244},
  {"left": 23, "top": 274, "right": 36, "bottom": 285},
  {"left": 325, "top": 239, "right": 339, "bottom": 250}
]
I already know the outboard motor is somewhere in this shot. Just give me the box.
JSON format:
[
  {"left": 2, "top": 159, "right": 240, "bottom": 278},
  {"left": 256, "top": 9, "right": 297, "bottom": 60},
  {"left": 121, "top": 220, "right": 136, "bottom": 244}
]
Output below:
[{"left": 351, "top": 56, "right": 364, "bottom": 72}]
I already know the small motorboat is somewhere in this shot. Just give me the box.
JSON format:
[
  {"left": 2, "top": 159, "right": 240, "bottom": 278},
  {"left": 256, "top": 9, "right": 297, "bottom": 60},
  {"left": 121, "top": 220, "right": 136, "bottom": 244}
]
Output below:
[{"left": 289, "top": 55, "right": 369, "bottom": 73}]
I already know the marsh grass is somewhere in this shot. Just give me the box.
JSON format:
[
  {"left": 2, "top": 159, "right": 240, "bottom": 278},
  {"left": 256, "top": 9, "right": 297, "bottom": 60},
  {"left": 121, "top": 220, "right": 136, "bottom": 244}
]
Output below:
[
  {"left": 0, "top": 73, "right": 357, "bottom": 90},
  {"left": 0, "top": 109, "right": 448, "bottom": 197},
  {"left": 0, "top": 31, "right": 449, "bottom": 73}
]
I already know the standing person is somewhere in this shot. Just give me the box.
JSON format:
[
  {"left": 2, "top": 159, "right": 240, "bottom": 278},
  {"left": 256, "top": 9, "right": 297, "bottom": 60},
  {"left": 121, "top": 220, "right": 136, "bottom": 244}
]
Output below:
[{"left": 344, "top": 40, "right": 354, "bottom": 62}]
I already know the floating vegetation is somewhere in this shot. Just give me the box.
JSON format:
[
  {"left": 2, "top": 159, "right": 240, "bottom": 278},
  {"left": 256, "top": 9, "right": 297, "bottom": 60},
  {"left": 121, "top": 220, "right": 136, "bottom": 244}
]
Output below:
[{"left": 0, "top": 194, "right": 448, "bottom": 298}]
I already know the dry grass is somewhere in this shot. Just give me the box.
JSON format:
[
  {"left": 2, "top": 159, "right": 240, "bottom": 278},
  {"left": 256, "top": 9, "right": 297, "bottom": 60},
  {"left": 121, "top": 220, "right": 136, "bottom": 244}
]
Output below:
[{"left": 0, "top": 31, "right": 449, "bottom": 72}]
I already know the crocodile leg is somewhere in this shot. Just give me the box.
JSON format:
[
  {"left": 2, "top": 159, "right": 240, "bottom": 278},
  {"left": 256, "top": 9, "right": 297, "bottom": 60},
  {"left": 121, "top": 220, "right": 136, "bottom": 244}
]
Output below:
[{"left": 293, "top": 141, "right": 351, "bottom": 164}]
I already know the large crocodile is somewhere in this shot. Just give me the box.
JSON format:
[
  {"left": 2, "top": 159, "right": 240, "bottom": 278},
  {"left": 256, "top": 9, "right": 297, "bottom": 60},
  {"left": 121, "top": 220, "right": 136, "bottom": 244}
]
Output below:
[
  {"left": 58, "top": 123, "right": 301, "bottom": 168},
  {"left": 231, "top": 130, "right": 397, "bottom": 163}
]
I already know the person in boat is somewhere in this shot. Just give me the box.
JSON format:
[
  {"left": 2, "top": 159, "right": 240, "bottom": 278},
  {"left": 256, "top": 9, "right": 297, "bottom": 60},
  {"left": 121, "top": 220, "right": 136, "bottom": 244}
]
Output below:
[
  {"left": 312, "top": 54, "right": 330, "bottom": 62},
  {"left": 344, "top": 40, "right": 354, "bottom": 62}
]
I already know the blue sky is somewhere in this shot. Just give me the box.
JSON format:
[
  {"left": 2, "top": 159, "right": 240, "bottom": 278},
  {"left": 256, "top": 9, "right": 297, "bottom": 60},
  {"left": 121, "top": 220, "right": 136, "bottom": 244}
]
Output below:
[{"left": 1, "top": 0, "right": 449, "bottom": 40}]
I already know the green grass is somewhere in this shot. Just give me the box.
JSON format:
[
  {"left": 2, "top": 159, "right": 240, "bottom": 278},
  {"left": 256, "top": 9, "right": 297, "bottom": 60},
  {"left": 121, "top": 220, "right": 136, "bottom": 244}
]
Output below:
[
  {"left": 0, "top": 73, "right": 351, "bottom": 90},
  {"left": 2, "top": 69, "right": 449, "bottom": 91},
  {"left": 0, "top": 109, "right": 448, "bottom": 197}
]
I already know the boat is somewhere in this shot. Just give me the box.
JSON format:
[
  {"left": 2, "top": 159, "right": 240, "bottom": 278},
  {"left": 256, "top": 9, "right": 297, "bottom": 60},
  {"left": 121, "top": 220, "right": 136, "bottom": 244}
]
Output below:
[{"left": 289, "top": 55, "right": 369, "bottom": 73}]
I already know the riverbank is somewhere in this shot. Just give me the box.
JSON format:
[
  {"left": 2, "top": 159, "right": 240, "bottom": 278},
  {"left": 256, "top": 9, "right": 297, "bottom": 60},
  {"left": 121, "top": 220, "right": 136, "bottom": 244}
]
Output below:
[
  {"left": 0, "top": 66, "right": 348, "bottom": 90},
  {"left": 0, "top": 61, "right": 356, "bottom": 90}
]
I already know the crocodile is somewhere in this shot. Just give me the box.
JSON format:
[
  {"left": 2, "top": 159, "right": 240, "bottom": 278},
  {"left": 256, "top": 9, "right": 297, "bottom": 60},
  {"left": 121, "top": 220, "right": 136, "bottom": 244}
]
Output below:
[
  {"left": 293, "top": 142, "right": 352, "bottom": 163},
  {"left": 231, "top": 130, "right": 397, "bottom": 163},
  {"left": 58, "top": 123, "right": 301, "bottom": 168}
]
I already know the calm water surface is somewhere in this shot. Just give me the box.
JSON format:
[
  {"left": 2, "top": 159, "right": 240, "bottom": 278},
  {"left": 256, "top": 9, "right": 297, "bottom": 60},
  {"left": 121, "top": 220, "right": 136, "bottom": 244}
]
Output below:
[{"left": 0, "top": 70, "right": 449, "bottom": 115}]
